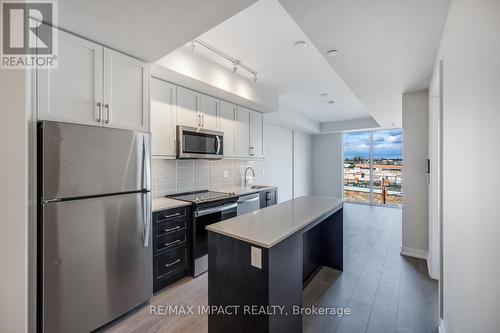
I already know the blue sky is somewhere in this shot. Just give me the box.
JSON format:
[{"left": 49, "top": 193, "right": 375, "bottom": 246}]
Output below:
[{"left": 344, "top": 129, "right": 403, "bottom": 159}]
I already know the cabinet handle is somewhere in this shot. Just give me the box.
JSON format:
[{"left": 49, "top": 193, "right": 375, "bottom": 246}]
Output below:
[
  {"left": 162, "top": 212, "right": 181, "bottom": 220},
  {"left": 202, "top": 114, "right": 205, "bottom": 127},
  {"left": 165, "top": 259, "right": 181, "bottom": 267},
  {"left": 104, "top": 104, "right": 110, "bottom": 124},
  {"left": 197, "top": 114, "right": 201, "bottom": 127},
  {"left": 164, "top": 239, "right": 181, "bottom": 247},
  {"left": 96, "top": 102, "right": 102, "bottom": 122},
  {"left": 164, "top": 226, "right": 181, "bottom": 233}
]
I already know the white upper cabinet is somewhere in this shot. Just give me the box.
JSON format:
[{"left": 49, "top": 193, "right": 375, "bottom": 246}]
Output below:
[
  {"left": 236, "top": 106, "right": 251, "bottom": 157},
  {"left": 151, "top": 78, "right": 176, "bottom": 157},
  {"left": 103, "top": 49, "right": 149, "bottom": 132},
  {"left": 199, "top": 93, "right": 219, "bottom": 130},
  {"left": 38, "top": 29, "right": 103, "bottom": 126},
  {"left": 37, "top": 28, "right": 149, "bottom": 132},
  {"left": 250, "top": 111, "right": 264, "bottom": 157},
  {"left": 219, "top": 101, "right": 236, "bottom": 157},
  {"left": 176, "top": 86, "right": 200, "bottom": 128}
]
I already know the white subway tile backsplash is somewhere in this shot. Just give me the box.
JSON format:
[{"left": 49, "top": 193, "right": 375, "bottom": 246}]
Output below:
[{"left": 152, "top": 158, "right": 264, "bottom": 197}]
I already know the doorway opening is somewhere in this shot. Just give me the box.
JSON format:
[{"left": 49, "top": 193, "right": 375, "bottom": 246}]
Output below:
[{"left": 343, "top": 129, "right": 403, "bottom": 207}]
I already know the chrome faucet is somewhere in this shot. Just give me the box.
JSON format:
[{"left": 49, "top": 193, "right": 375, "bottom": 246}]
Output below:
[{"left": 244, "top": 166, "right": 255, "bottom": 186}]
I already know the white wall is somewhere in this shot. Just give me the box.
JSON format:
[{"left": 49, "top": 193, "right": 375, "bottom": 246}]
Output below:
[
  {"left": 262, "top": 123, "right": 293, "bottom": 202},
  {"left": 264, "top": 104, "right": 320, "bottom": 134},
  {"left": 435, "top": 1, "right": 500, "bottom": 331},
  {"left": 293, "top": 131, "right": 312, "bottom": 197},
  {"left": 320, "top": 117, "right": 380, "bottom": 133},
  {"left": 401, "top": 90, "right": 429, "bottom": 258},
  {"left": 311, "top": 133, "right": 344, "bottom": 198},
  {"left": 0, "top": 70, "right": 28, "bottom": 333}
]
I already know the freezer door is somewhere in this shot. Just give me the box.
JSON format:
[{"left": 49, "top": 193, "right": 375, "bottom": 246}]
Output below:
[
  {"left": 41, "top": 121, "right": 151, "bottom": 200},
  {"left": 42, "top": 192, "right": 152, "bottom": 333}
]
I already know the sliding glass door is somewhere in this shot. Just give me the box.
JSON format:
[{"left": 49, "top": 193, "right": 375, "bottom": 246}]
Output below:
[{"left": 344, "top": 129, "right": 403, "bottom": 207}]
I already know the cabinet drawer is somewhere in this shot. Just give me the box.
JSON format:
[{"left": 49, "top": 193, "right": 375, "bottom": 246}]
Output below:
[
  {"left": 154, "top": 229, "right": 187, "bottom": 254},
  {"left": 155, "top": 218, "right": 186, "bottom": 237},
  {"left": 154, "top": 207, "right": 188, "bottom": 223},
  {"left": 154, "top": 246, "right": 188, "bottom": 279}
]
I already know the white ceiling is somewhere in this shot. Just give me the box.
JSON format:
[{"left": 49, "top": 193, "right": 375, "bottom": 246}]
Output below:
[
  {"left": 55, "top": 0, "right": 256, "bottom": 61},
  {"left": 279, "top": 0, "right": 451, "bottom": 127},
  {"left": 196, "top": 0, "right": 370, "bottom": 123}
]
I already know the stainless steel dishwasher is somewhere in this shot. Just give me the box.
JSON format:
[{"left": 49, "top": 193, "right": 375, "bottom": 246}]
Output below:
[{"left": 237, "top": 192, "right": 261, "bottom": 215}]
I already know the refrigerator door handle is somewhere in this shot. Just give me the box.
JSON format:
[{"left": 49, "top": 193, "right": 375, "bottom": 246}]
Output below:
[
  {"left": 143, "top": 135, "right": 151, "bottom": 191},
  {"left": 143, "top": 192, "right": 151, "bottom": 247}
]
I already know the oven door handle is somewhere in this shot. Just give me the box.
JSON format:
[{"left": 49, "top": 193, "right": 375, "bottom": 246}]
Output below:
[{"left": 195, "top": 202, "right": 237, "bottom": 217}]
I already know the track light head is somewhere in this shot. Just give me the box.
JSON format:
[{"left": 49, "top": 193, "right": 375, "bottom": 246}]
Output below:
[
  {"left": 253, "top": 73, "right": 258, "bottom": 83},
  {"left": 232, "top": 62, "right": 239, "bottom": 74},
  {"left": 189, "top": 41, "right": 196, "bottom": 54}
]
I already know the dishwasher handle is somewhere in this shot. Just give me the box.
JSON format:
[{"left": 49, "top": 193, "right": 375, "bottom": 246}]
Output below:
[{"left": 237, "top": 196, "right": 260, "bottom": 203}]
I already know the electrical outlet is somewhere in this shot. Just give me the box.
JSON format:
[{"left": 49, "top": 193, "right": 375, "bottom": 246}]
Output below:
[{"left": 251, "top": 246, "right": 262, "bottom": 269}]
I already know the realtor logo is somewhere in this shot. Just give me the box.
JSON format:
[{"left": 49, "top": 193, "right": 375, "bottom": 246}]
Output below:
[{"left": 1, "top": 0, "right": 58, "bottom": 68}]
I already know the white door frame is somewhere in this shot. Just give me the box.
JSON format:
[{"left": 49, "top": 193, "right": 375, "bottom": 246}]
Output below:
[{"left": 428, "top": 60, "right": 443, "bottom": 318}]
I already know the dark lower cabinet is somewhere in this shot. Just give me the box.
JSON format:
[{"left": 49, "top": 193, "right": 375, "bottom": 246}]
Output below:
[
  {"left": 152, "top": 206, "right": 192, "bottom": 292},
  {"left": 260, "top": 188, "right": 277, "bottom": 208}
]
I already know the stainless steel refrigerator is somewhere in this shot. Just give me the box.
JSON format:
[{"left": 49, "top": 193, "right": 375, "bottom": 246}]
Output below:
[{"left": 38, "top": 121, "right": 152, "bottom": 333}]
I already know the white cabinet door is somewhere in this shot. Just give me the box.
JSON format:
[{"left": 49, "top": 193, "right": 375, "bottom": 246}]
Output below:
[
  {"left": 38, "top": 29, "right": 103, "bottom": 126},
  {"left": 176, "top": 86, "right": 200, "bottom": 128},
  {"left": 103, "top": 49, "right": 149, "bottom": 131},
  {"left": 151, "top": 78, "right": 176, "bottom": 157},
  {"left": 220, "top": 101, "right": 236, "bottom": 157},
  {"left": 250, "top": 111, "right": 264, "bottom": 157},
  {"left": 236, "top": 107, "right": 251, "bottom": 157},
  {"left": 199, "top": 93, "right": 219, "bottom": 130}
]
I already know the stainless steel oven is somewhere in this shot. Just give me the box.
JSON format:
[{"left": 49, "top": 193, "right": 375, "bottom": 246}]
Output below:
[{"left": 177, "top": 125, "right": 224, "bottom": 159}]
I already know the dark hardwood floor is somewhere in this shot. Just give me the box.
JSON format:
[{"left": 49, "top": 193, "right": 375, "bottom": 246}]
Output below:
[
  {"left": 102, "top": 202, "right": 438, "bottom": 333},
  {"left": 303, "top": 203, "right": 438, "bottom": 333}
]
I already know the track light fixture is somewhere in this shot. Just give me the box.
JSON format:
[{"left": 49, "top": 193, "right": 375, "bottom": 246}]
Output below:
[
  {"left": 189, "top": 41, "right": 196, "bottom": 54},
  {"left": 191, "top": 39, "right": 258, "bottom": 83}
]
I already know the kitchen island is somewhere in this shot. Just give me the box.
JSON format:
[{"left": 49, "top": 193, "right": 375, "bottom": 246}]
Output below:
[{"left": 206, "top": 196, "right": 343, "bottom": 333}]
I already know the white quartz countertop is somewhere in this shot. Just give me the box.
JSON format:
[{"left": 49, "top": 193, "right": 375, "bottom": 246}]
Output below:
[
  {"left": 216, "top": 184, "right": 277, "bottom": 196},
  {"left": 206, "top": 196, "right": 343, "bottom": 248},
  {"left": 152, "top": 197, "right": 191, "bottom": 212}
]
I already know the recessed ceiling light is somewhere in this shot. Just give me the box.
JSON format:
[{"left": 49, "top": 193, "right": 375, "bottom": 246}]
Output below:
[
  {"left": 326, "top": 49, "right": 339, "bottom": 57},
  {"left": 328, "top": 100, "right": 335, "bottom": 105},
  {"left": 374, "top": 114, "right": 381, "bottom": 118},
  {"left": 294, "top": 40, "right": 308, "bottom": 48},
  {"left": 320, "top": 93, "right": 332, "bottom": 97}
]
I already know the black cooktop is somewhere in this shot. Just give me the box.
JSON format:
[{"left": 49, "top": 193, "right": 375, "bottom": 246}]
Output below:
[{"left": 168, "top": 190, "right": 237, "bottom": 204}]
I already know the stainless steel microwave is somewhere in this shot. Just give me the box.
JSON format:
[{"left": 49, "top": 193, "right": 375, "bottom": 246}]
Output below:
[{"left": 177, "top": 126, "right": 224, "bottom": 159}]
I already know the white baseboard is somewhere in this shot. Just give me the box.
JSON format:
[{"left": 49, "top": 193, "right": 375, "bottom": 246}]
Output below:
[
  {"left": 400, "top": 246, "right": 428, "bottom": 260},
  {"left": 439, "top": 319, "right": 445, "bottom": 333}
]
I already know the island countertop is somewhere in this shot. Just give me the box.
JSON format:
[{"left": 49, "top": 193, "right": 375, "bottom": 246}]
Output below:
[{"left": 206, "top": 196, "right": 343, "bottom": 248}]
